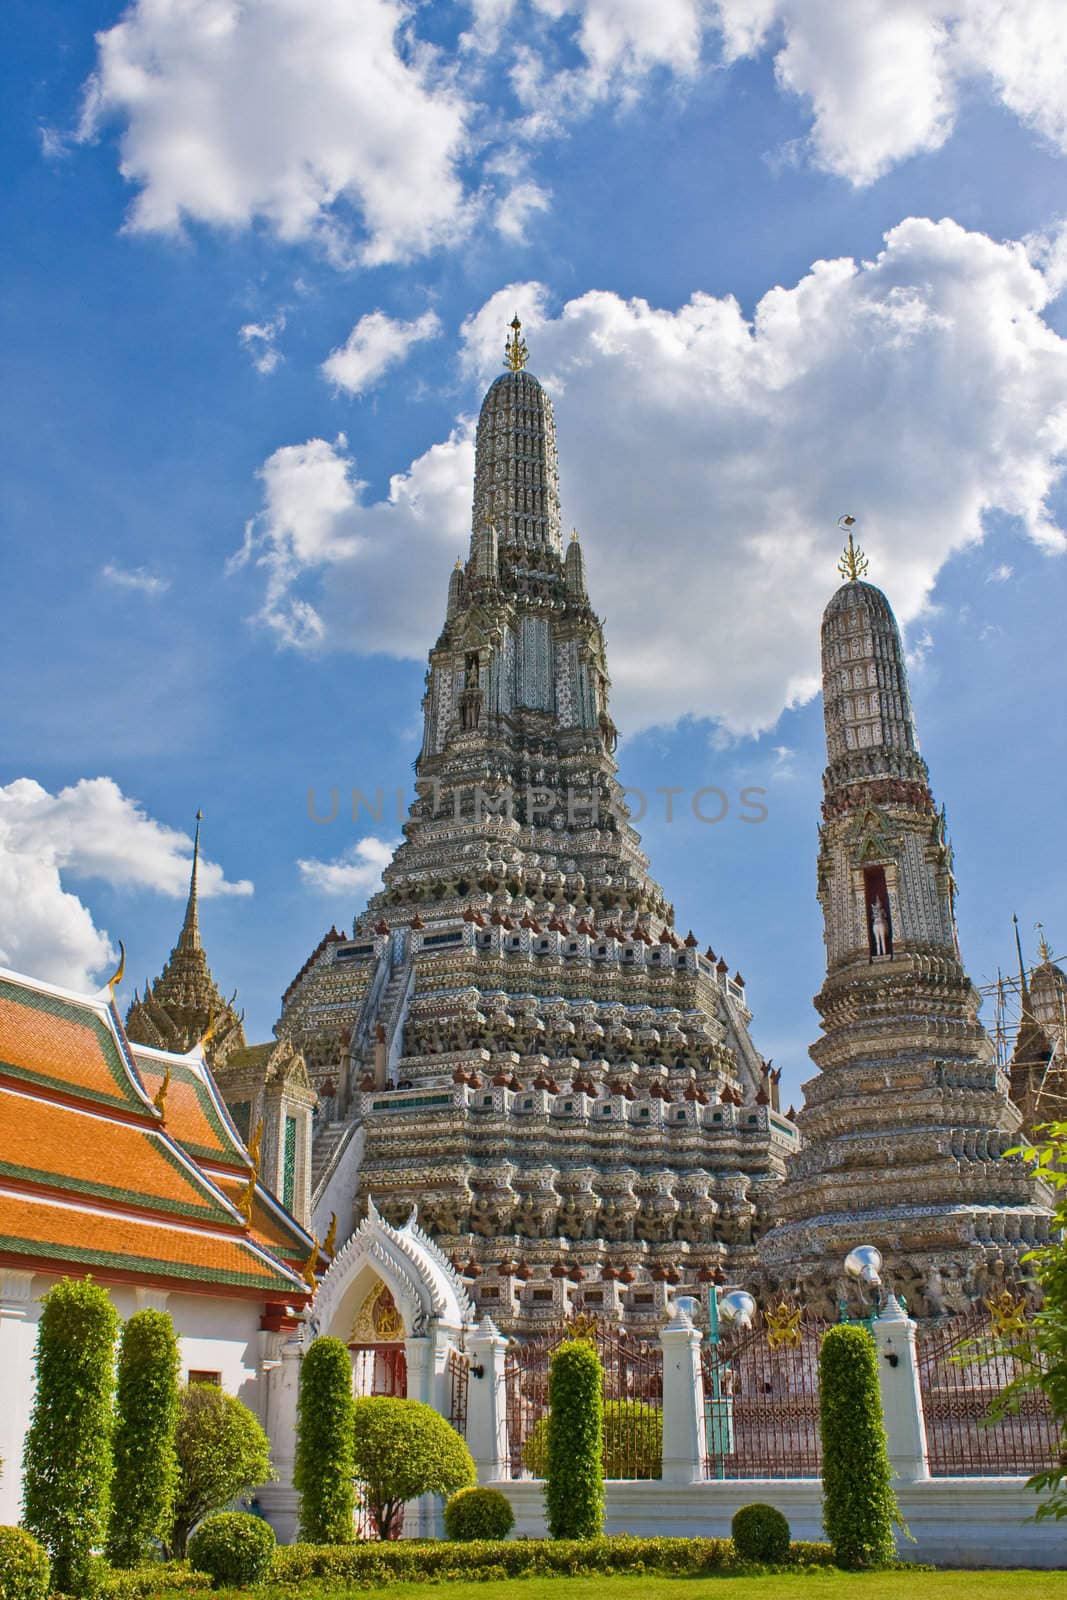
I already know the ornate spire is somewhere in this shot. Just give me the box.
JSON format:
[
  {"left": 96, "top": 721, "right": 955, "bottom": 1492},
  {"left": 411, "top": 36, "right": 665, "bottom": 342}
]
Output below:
[
  {"left": 504, "top": 313, "right": 528, "bottom": 372},
  {"left": 125, "top": 808, "right": 246, "bottom": 1067},
  {"left": 178, "top": 810, "right": 203, "bottom": 953},
  {"left": 836, "top": 516, "right": 868, "bottom": 582}
]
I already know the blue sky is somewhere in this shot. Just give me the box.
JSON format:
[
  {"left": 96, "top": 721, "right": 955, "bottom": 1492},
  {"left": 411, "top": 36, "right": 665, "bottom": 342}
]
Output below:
[{"left": 3, "top": 1, "right": 1066, "bottom": 1107}]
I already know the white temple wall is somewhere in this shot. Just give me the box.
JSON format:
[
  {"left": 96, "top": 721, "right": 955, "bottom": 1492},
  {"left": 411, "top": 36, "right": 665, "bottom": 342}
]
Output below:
[
  {"left": 0, "top": 1269, "right": 266, "bottom": 1527},
  {"left": 493, "top": 1478, "right": 1063, "bottom": 1568}
]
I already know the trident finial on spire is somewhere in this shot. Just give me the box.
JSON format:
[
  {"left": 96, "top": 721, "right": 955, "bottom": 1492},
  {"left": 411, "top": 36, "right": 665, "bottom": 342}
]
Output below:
[
  {"left": 504, "top": 313, "right": 529, "bottom": 372},
  {"left": 836, "top": 514, "right": 868, "bottom": 582},
  {"left": 1036, "top": 922, "right": 1053, "bottom": 964}
]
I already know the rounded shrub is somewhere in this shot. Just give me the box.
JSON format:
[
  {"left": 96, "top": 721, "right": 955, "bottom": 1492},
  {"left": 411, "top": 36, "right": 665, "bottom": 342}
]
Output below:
[
  {"left": 819, "top": 1323, "right": 899, "bottom": 1569},
  {"left": 351, "top": 1396, "right": 475, "bottom": 1541},
  {"left": 0, "top": 1526, "right": 50, "bottom": 1600},
  {"left": 731, "top": 1502, "right": 791, "bottom": 1563},
  {"left": 443, "top": 1486, "right": 515, "bottom": 1542},
  {"left": 187, "top": 1512, "right": 275, "bottom": 1589}
]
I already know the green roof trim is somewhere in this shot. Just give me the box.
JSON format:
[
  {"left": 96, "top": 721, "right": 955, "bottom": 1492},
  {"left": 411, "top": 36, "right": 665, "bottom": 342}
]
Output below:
[{"left": 0, "top": 1231, "right": 302, "bottom": 1294}]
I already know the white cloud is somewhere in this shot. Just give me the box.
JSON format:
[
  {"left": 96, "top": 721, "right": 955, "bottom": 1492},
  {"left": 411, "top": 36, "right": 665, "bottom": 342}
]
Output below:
[
  {"left": 298, "top": 836, "right": 397, "bottom": 896},
  {"left": 0, "top": 778, "right": 252, "bottom": 991},
  {"left": 322, "top": 309, "right": 442, "bottom": 396},
  {"left": 495, "top": 181, "right": 551, "bottom": 242},
  {"left": 78, "top": 0, "right": 473, "bottom": 265},
  {"left": 101, "top": 561, "right": 170, "bottom": 597},
  {"left": 233, "top": 423, "right": 474, "bottom": 655},
  {"left": 986, "top": 563, "right": 1014, "bottom": 583},
  {"left": 714, "top": 1, "right": 1067, "bottom": 186},
  {"left": 239, "top": 314, "right": 286, "bottom": 375},
  {"left": 235, "top": 219, "right": 1067, "bottom": 736}
]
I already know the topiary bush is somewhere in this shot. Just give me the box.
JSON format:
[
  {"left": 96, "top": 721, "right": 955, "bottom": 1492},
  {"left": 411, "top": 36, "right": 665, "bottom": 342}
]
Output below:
[
  {"left": 186, "top": 1511, "right": 275, "bottom": 1589},
  {"left": 443, "top": 1486, "right": 515, "bottom": 1541},
  {"left": 294, "top": 1336, "right": 356, "bottom": 1543},
  {"left": 819, "top": 1322, "right": 899, "bottom": 1569},
  {"left": 545, "top": 1338, "right": 604, "bottom": 1539},
  {"left": 168, "top": 1384, "right": 274, "bottom": 1558},
  {"left": 523, "top": 1399, "right": 662, "bottom": 1479},
  {"left": 0, "top": 1526, "right": 51, "bottom": 1600},
  {"left": 21, "top": 1276, "right": 119, "bottom": 1596},
  {"left": 351, "top": 1396, "right": 475, "bottom": 1540},
  {"left": 731, "top": 1502, "right": 791, "bottom": 1563},
  {"left": 107, "top": 1308, "right": 181, "bottom": 1568}
]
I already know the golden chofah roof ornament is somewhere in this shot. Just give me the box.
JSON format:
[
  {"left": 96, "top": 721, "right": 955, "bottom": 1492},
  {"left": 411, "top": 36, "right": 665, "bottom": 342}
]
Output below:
[
  {"left": 504, "top": 313, "right": 529, "bottom": 372},
  {"left": 836, "top": 514, "right": 869, "bottom": 582}
]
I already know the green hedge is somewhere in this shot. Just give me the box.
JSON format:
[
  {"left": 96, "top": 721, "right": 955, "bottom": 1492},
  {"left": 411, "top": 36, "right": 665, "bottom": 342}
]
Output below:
[
  {"left": 545, "top": 1338, "right": 604, "bottom": 1538},
  {"left": 0, "top": 1526, "right": 51, "bottom": 1600},
  {"left": 107, "top": 1309, "right": 181, "bottom": 1569},
  {"left": 819, "top": 1322, "right": 900, "bottom": 1569},
  {"left": 294, "top": 1336, "right": 356, "bottom": 1543},
  {"left": 21, "top": 1277, "right": 119, "bottom": 1596},
  {"left": 271, "top": 1533, "right": 838, "bottom": 1584},
  {"left": 99, "top": 1560, "right": 208, "bottom": 1597}
]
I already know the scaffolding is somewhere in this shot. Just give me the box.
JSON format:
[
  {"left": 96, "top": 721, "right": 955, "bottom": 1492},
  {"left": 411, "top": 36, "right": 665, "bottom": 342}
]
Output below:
[{"left": 979, "top": 920, "right": 1067, "bottom": 1123}]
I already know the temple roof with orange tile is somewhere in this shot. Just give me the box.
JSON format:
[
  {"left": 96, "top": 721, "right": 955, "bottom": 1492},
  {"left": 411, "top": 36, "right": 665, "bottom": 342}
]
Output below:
[
  {"left": 132, "top": 1047, "right": 252, "bottom": 1171},
  {"left": 0, "top": 965, "right": 309, "bottom": 1302}
]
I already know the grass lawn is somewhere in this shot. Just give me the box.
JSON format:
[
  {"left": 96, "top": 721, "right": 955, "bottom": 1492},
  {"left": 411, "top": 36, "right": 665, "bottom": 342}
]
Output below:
[{"left": 232, "top": 1575, "right": 1058, "bottom": 1600}]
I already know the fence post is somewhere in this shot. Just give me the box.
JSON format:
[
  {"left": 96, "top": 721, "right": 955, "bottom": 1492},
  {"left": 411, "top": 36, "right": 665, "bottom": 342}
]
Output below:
[
  {"left": 466, "top": 1316, "right": 510, "bottom": 1483},
  {"left": 872, "top": 1293, "right": 929, "bottom": 1482},
  {"left": 659, "top": 1301, "right": 706, "bottom": 1484}
]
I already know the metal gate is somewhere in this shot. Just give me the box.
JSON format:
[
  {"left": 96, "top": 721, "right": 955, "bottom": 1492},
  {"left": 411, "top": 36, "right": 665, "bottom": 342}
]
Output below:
[
  {"left": 505, "top": 1315, "right": 663, "bottom": 1479},
  {"left": 917, "top": 1290, "right": 1059, "bottom": 1476},
  {"left": 701, "top": 1303, "right": 828, "bottom": 1479},
  {"left": 447, "top": 1347, "right": 470, "bottom": 1438}
]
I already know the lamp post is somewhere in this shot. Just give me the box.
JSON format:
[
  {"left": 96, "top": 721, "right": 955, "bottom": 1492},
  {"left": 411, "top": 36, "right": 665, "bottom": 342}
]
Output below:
[
  {"left": 705, "top": 1274, "right": 756, "bottom": 1478},
  {"left": 843, "top": 1244, "right": 884, "bottom": 1325}
]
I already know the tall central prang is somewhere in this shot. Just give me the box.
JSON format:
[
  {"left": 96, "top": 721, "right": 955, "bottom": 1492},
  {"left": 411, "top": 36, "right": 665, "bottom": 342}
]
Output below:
[{"left": 276, "top": 322, "right": 798, "bottom": 1331}]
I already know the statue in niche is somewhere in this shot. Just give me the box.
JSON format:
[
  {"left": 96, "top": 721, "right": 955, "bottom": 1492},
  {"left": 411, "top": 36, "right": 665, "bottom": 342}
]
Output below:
[{"left": 870, "top": 897, "right": 890, "bottom": 957}]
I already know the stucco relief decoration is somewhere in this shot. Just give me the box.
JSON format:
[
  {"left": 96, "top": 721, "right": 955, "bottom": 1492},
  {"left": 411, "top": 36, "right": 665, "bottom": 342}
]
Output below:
[{"left": 351, "top": 1280, "right": 405, "bottom": 1344}]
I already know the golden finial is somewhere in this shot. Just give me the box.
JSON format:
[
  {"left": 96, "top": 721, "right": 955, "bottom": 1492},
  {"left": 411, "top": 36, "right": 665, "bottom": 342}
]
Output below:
[
  {"left": 836, "top": 515, "right": 868, "bottom": 582},
  {"left": 454, "top": 557, "right": 462, "bottom": 571},
  {"left": 766, "top": 1301, "right": 803, "bottom": 1350},
  {"left": 570, "top": 527, "right": 579, "bottom": 542},
  {"left": 323, "top": 1212, "right": 338, "bottom": 1256},
  {"left": 1036, "top": 923, "right": 1054, "bottom": 964},
  {"left": 300, "top": 1235, "right": 321, "bottom": 1290},
  {"left": 504, "top": 313, "right": 529, "bottom": 372},
  {"left": 107, "top": 940, "right": 126, "bottom": 999},
  {"left": 198, "top": 1009, "right": 215, "bottom": 1051},
  {"left": 987, "top": 1289, "right": 1029, "bottom": 1338},
  {"left": 236, "top": 1116, "right": 263, "bottom": 1223},
  {"left": 152, "top": 1061, "right": 171, "bottom": 1119}
]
